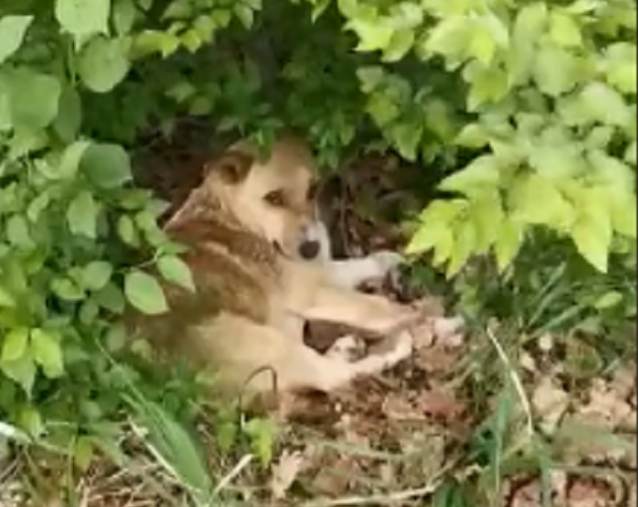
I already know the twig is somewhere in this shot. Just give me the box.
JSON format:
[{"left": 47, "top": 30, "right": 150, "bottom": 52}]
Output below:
[
  {"left": 300, "top": 459, "right": 471, "bottom": 507},
  {"left": 301, "top": 478, "right": 443, "bottom": 507},
  {"left": 213, "top": 454, "right": 254, "bottom": 495},
  {"left": 485, "top": 326, "right": 535, "bottom": 437}
]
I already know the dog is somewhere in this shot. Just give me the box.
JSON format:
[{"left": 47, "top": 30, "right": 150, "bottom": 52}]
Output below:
[{"left": 131, "top": 135, "right": 463, "bottom": 404}]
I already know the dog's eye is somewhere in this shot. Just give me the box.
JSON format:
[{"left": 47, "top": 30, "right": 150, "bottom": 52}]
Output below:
[{"left": 264, "top": 190, "right": 285, "bottom": 207}]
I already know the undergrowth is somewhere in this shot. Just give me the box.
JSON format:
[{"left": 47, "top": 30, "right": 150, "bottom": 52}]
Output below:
[{"left": 0, "top": 0, "right": 635, "bottom": 505}]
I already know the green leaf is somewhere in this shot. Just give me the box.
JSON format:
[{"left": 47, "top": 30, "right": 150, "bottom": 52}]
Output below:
[
  {"left": 593, "top": 291, "right": 623, "bottom": 310},
  {"left": 382, "top": 29, "right": 414, "bottom": 62},
  {"left": 468, "top": 14, "right": 508, "bottom": 66},
  {"left": 389, "top": 122, "right": 421, "bottom": 161},
  {"left": 611, "top": 193, "right": 636, "bottom": 238},
  {"left": 31, "top": 329, "right": 64, "bottom": 378},
  {"left": 548, "top": 11, "right": 582, "bottom": 47},
  {"left": 113, "top": 0, "right": 137, "bottom": 35},
  {"left": 243, "top": 418, "right": 276, "bottom": 467},
  {"left": 587, "top": 150, "right": 634, "bottom": 191},
  {"left": 1, "top": 328, "right": 29, "bottom": 363},
  {"left": 53, "top": 87, "right": 82, "bottom": 142},
  {"left": 602, "top": 43, "right": 637, "bottom": 94},
  {"left": 357, "top": 66, "right": 384, "bottom": 93},
  {"left": 348, "top": 19, "right": 394, "bottom": 52},
  {"left": 465, "top": 64, "right": 508, "bottom": 110},
  {"left": 55, "top": 0, "right": 110, "bottom": 38},
  {"left": 104, "top": 323, "right": 127, "bottom": 352},
  {"left": 508, "top": 3, "right": 547, "bottom": 85},
  {"left": 446, "top": 220, "right": 476, "bottom": 278},
  {"left": 579, "top": 82, "right": 630, "bottom": 127},
  {"left": 57, "top": 140, "right": 91, "bottom": 180},
  {"left": 117, "top": 215, "right": 139, "bottom": 246},
  {"left": 124, "top": 270, "right": 168, "bottom": 315},
  {"left": 510, "top": 173, "right": 575, "bottom": 229},
  {"left": 408, "top": 199, "right": 467, "bottom": 261},
  {"left": 157, "top": 255, "right": 195, "bottom": 292},
  {"left": 310, "top": 0, "right": 331, "bottom": 22},
  {"left": 366, "top": 92, "right": 400, "bottom": 127},
  {"left": 471, "top": 194, "right": 504, "bottom": 254},
  {"left": 18, "top": 405, "right": 44, "bottom": 439},
  {"left": 0, "top": 286, "right": 16, "bottom": 308},
  {"left": 0, "top": 15, "right": 34, "bottom": 65},
  {"left": 585, "top": 126, "right": 614, "bottom": 150},
  {"left": 80, "top": 261, "right": 113, "bottom": 291},
  {"left": 79, "top": 299, "right": 100, "bottom": 324},
  {"left": 455, "top": 123, "right": 490, "bottom": 148},
  {"left": 6, "top": 215, "right": 32, "bottom": 248},
  {"left": 78, "top": 36, "right": 131, "bottom": 93},
  {"left": 67, "top": 190, "right": 99, "bottom": 239},
  {"left": 1, "top": 352, "right": 36, "bottom": 395},
  {"left": 570, "top": 199, "right": 613, "bottom": 273},
  {"left": 132, "top": 30, "right": 180, "bottom": 59},
  {"left": 51, "top": 278, "right": 85, "bottom": 301},
  {"left": 624, "top": 141, "right": 637, "bottom": 165},
  {"left": 81, "top": 142, "right": 132, "bottom": 188},
  {"left": 439, "top": 155, "right": 501, "bottom": 197},
  {"left": 528, "top": 144, "right": 585, "bottom": 180},
  {"left": 425, "top": 17, "right": 470, "bottom": 64},
  {"left": 533, "top": 45, "right": 580, "bottom": 97},
  {"left": 494, "top": 220, "right": 524, "bottom": 272},
  {"left": 6, "top": 69, "right": 61, "bottom": 130},
  {"left": 406, "top": 225, "right": 438, "bottom": 256},
  {"left": 233, "top": 4, "right": 254, "bottom": 29},
  {"left": 74, "top": 435, "right": 95, "bottom": 471},
  {"left": 95, "top": 283, "right": 126, "bottom": 314}
]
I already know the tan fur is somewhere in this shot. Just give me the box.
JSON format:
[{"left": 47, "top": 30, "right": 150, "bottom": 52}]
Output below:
[{"left": 132, "top": 135, "right": 459, "bottom": 405}]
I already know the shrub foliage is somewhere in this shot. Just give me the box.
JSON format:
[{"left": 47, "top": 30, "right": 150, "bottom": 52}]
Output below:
[{"left": 0, "top": 0, "right": 635, "bottom": 454}]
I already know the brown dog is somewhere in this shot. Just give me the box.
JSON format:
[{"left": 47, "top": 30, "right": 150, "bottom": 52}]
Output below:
[{"left": 132, "top": 135, "right": 463, "bottom": 403}]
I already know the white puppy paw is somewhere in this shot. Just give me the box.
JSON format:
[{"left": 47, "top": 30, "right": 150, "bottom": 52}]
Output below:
[
  {"left": 325, "top": 335, "right": 366, "bottom": 362},
  {"left": 431, "top": 315, "right": 466, "bottom": 346},
  {"left": 388, "top": 329, "right": 414, "bottom": 363},
  {"left": 368, "top": 250, "right": 404, "bottom": 279}
]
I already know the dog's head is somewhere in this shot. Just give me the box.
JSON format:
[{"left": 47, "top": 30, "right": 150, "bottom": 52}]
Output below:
[{"left": 203, "top": 136, "right": 329, "bottom": 261}]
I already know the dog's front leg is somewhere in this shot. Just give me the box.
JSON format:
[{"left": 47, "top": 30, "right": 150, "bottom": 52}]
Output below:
[
  {"left": 298, "top": 282, "right": 465, "bottom": 347},
  {"left": 327, "top": 251, "right": 404, "bottom": 289},
  {"left": 299, "top": 284, "right": 421, "bottom": 335}
]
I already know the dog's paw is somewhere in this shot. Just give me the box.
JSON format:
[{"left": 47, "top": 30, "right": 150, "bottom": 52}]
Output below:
[
  {"left": 389, "top": 329, "right": 414, "bottom": 362},
  {"left": 432, "top": 315, "right": 465, "bottom": 338},
  {"left": 366, "top": 328, "right": 414, "bottom": 368},
  {"left": 431, "top": 315, "right": 466, "bottom": 346},
  {"left": 370, "top": 250, "right": 404, "bottom": 274}
]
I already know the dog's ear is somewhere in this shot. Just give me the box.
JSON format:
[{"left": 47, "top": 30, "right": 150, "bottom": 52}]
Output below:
[{"left": 205, "top": 150, "right": 253, "bottom": 184}]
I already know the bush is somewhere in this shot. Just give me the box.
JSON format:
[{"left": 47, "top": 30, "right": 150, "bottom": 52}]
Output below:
[{"left": 0, "top": 0, "right": 635, "bottom": 467}]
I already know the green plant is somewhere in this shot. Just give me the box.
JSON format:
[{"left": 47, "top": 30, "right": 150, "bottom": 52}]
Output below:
[{"left": 0, "top": 0, "right": 635, "bottom": 501}]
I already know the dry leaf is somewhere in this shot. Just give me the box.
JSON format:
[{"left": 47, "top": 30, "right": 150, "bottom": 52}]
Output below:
[
  {"left": 311, "top": 457, "right": 354, "bottom": 497},
  {"left": 416, "top": 388, "right": 466, "bottom": 423},
  {"left": 382, "top": 393, "right": 426, "bottom": 421},
  {"left": 520, "top": 351, "right": 538, "bottom": 373},
  {"left": 538, "top": 333, "right": 554, "bottom": 352},
  {"left": 532, "top": 376, "right": 570, "bottom": 433},
  {"left": 270, "top": 450, "right": 306, "bottom": 500},
  {"left": 567, "top": 479, "right": 614, "bottom": 507},
  {"left": 576, "top": 379, "right": 635, "bottom": 430}
]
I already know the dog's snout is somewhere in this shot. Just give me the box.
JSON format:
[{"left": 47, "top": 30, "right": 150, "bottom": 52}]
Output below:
[{"left": 299, "top": 240, "right": 320, "bottom": 260}]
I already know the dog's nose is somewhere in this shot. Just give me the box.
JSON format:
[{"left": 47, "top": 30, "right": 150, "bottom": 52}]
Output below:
[{"left": 298, "top": 240, "right": 320, "bottom": 260}]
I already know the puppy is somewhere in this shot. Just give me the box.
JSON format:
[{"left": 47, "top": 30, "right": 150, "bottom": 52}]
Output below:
[{"left": 132, "top": 135, "right": 462, "bottom": 404}]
